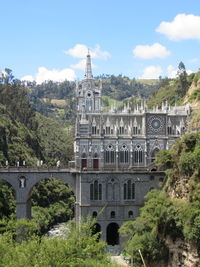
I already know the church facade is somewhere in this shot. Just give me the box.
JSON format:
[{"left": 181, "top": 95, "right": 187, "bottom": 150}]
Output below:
[{"left": 74, "top": 53, "right": 190, "bottom": 245}]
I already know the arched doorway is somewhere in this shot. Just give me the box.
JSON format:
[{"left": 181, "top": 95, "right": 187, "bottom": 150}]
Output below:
[
  {"left": 106, "top": 223, "right": 119, "bottom": 245},
  {"left": 93, "top": 153, "right": 99, "bottom": 169},
  {"left": 81, "top": 153, "right": 87, "bottom": 169}
]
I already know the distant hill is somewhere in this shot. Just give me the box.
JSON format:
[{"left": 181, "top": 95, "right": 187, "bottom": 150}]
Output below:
[
  {"left": 0, "top": 74, "right": 73, "bottom": 167},
  {"left": 136, "top": 78, "right": 159, "bottom": 85},
  {"left": 27, "top": 75, "right": 160, "bottom": 123}
]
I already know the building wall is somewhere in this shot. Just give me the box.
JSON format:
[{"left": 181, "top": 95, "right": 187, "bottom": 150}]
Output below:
[{"left": 75, "top": 171, "right": 165, "bottom": 243}]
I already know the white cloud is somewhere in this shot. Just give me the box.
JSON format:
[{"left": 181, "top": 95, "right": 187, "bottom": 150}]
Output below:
[
  {"left": 167, "top": 65, "right": 193, "bottom": 78},
  {"left": 133, "top": 43, "right": 170, "bottom": 59},
  {"left": 70, "top": 59, "right": 96, "bottom": 70},
  {"left": 21, "top": 67, "right": 76, "bottom": 84},
  {"left": 167, "top": 65, "right": 177, "bottom": 78},
  {"left": 140, "top": 65, "right": 163, "bottom": 79},
  {"left": 65, "top": 44, "right": 110, "bottom": 59},
  {"left": 156, "top": 13, "right": 200, "bottom": 40}
]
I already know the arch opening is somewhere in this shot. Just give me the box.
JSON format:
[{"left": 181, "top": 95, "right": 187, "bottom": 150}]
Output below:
[
  {"left": 30, "top": 177, "right": 75, "bottom": 234},
  {"left": 106, "top": 223, "right": 119, "bottom": 245},
  {"left": 0, "top": 179, "right": 16, "bottom": 219}
]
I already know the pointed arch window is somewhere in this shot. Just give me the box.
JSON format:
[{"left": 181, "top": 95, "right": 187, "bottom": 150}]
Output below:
[
  {"left": 106, "top": 126, "right": 110, "bottom": 135},
  {"left": 133, "top": 126, "right": 138, "bottom": 135},
  {"left": 124, "top": 180, "right": 135, "bottom": 200},
  {"left": 167, "top": 126, "right": 172, "bottom": 135},
  {"left": 86, "top": 98, "right": 93, "bottom": 112},
  {"left": 119, "top": 126, "right": 124, "bottom": 135},
  {"left": 111, "top": 211, "right": 116, "bottom": 218},
  {"left": 107, "top": 178, "right": 120, "bottom": 201},
  {"left": 92, "top": 126, "right": 97, "bottom": 134},
  {"left": 90, "top": 180, "right": 102, "bottom": 200},
  {"left": 105, "top": 144, "right": 115, "bottom": 164},
  {"left": 93, "top": 153, "right": 99, "bottom": 169},
  {"left": 134, "top": 145, "right": 143, "bottom": 163},
  {"left": 119, "top": 144, "right": 129, "bottom": 164},
  {"left": 81, "top": 153, "right": 87, "bottom": 169}
]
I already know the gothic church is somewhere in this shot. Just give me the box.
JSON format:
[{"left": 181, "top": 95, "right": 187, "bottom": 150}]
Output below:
[{"left": 74, "top": 52, "right": 190, "bottom": 245}]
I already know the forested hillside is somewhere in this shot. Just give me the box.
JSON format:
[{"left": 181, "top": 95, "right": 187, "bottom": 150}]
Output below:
[
  {"left": 0, "top": 70, "right": 73, "bottom": 167},
  {"left": 27, "top": 73, "right": 159, "bottom": 122}
]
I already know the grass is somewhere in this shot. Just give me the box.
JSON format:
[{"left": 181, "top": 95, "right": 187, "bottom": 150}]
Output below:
[
  {"left": 101, "top": 96, "right": 123, "bottom": 111},
  {"left": 189, "top": 87, "right": 200, "bottom": 102},
  {"left": 136, "top": 79, "right": 159, "bottom": 85}
]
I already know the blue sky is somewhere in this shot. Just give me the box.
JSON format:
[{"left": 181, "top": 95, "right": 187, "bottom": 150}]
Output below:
[{"left": 1, "top": 0, "right": 200, "bottom": 83}]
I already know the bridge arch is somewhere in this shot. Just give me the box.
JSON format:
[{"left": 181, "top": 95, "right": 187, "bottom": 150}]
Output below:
[
  {"left": 0, "top": 169, "right": 76, "bottom": 219},
  {"left": 0, "top": 179, "right": 16, "bottom": 218}
]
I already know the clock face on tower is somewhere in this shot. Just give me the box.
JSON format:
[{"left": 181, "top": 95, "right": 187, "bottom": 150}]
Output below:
[{"left": 148, "top": 115, "right": 164, "bottom": 134}]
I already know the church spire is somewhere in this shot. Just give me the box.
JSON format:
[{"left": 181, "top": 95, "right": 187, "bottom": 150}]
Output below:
[{"left": 84, "top": 49, "right": 93, "bottom": 79}]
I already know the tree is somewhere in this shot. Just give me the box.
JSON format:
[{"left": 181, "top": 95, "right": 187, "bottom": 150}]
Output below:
[
  {"left": 177, "top": 61, "right": 188, "bottom": 96},
  {"left": 3, "top": 68, "right": 14, "bottom": 84}
]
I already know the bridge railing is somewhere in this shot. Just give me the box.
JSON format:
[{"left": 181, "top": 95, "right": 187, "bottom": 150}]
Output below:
[{"left": 0, "top": 167, "right": 71, "bottom": 172}]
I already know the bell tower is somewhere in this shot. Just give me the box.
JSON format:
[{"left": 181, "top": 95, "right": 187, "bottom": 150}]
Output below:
[{"left": 76, "top": 51, "right": 102, "bottom": 113}]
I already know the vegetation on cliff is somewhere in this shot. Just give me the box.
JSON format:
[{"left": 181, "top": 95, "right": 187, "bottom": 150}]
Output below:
[{"left": 120, "top": 132, "right": 200, "bottom": 266}]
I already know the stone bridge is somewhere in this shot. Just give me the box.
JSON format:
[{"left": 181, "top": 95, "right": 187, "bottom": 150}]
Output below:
[{"left": 0, "top": 168, "right": 76, "bottom": 219}]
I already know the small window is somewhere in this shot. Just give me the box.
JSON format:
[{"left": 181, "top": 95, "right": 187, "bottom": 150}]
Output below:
[
  {"left": 134, "top": 145, "right": 143, "bottom": 163},
  {"left": 128, "top": 211, "right": 133, "bottom": 218},
  {"left": 111, "top": 211, "right": 115, "bottom": 218},
  {"left": 92, "top": 126, "right": 97, "bottom": 134},
  {"left": 159, "top": 177, "right": 164, "bottom": 182},
  {"left": 150, "top": 175, "right": 154, "bottom": 181},
  {"left": 133, "top": 126, "right": 138, "bottom": 135},
  {"left": 92, "top": 211, "right": 98, "bottom": 218},
  {"left": 119, "top": 127, "right": 124, "bottom": 135},
  {"left": 124, "top": 180, "right": 135, "bottom": 200},
  {"left": 90, "top": 180, "right": 102, "bottom": 200},
  {"left": 168, "top": 126, "right": 172, "bottom": 135},
  {"left": 105, "top": 145, "right": 115, "bottom": 164},
  {"left": 119, "top": 145, "right": 129, "bottom": 164},
  {"left": 106, "top": 127, "right": 110, "bottom": 135}
]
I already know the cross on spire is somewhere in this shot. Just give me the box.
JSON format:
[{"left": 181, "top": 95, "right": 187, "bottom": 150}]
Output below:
[{"left": 84, "top": 49, "right": 93, "bottom": 79}]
